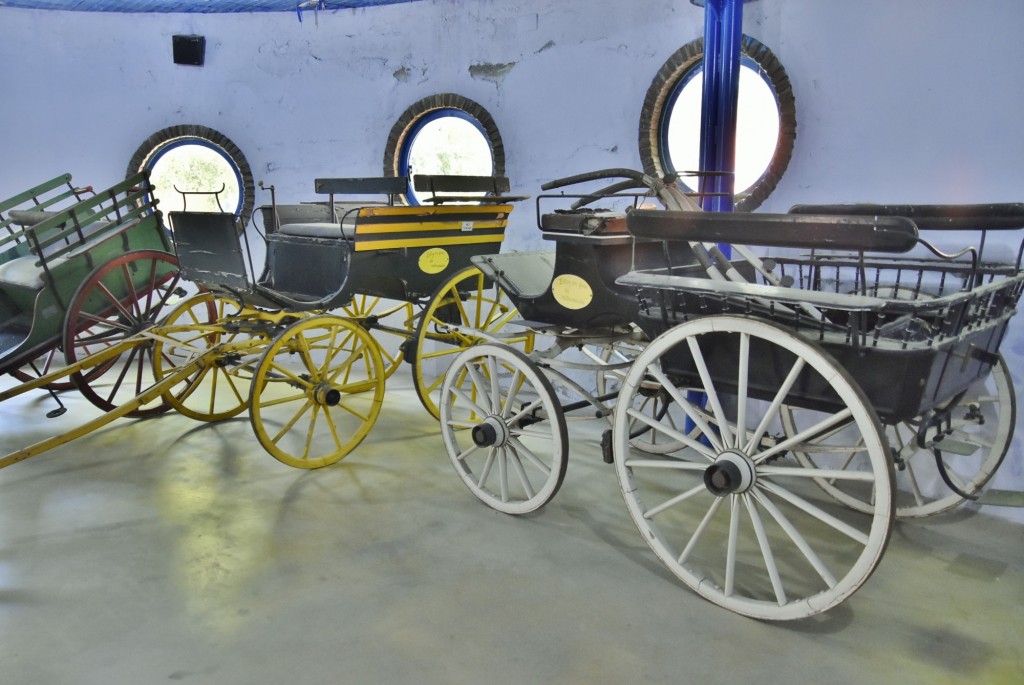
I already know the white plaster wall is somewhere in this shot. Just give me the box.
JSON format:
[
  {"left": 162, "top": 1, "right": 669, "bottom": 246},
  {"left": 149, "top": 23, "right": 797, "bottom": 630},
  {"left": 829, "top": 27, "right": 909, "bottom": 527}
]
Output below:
[{"left": 2, "top": 0, "right": 1024, "bottom": 520}]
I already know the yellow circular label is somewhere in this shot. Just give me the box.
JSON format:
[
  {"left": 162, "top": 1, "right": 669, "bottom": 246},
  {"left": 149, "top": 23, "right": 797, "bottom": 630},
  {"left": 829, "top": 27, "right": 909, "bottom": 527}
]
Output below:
[
  {"left": 551, "top": 274, "right": 593, "bottom": 310},
  {"left": 419, "top": 247, "right": 450, "bottom": 274}
]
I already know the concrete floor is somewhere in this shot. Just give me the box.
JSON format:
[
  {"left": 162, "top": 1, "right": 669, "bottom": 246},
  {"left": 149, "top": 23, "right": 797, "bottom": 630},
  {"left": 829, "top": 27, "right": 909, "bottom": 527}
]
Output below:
[{"left": 1, "top": 370, "right": 1022, "bottom": 685}]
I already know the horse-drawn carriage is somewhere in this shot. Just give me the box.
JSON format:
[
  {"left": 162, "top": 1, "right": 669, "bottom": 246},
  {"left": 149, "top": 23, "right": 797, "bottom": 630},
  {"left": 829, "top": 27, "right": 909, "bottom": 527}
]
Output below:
[
  {"left": 435, "top": 168, "right": 1024, "bottom": 619},
  {"left": 0, "top": 172, "right": 185, "bottom": 423},
  {"left": 1, "top": 172, "right": 531, "bottom": 468},
  {"left": 2, "top": 167, "right": 1021, "bottom": 620}
]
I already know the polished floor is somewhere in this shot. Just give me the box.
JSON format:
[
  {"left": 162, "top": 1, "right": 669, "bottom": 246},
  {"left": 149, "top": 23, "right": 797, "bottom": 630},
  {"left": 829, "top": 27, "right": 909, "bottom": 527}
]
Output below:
[{"left": 1, "top": 370, "right": 1022, "bottom": 685}]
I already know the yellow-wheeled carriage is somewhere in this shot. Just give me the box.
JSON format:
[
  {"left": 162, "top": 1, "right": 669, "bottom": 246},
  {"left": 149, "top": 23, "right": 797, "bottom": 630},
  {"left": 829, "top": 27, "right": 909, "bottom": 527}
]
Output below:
[{"left": 152, "top": 174, "right": 533, "bottom": 468}]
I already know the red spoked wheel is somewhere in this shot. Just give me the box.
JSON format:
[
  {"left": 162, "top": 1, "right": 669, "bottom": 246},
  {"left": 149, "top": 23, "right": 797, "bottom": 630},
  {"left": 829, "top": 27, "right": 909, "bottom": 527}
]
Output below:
[{"left": 63, "top": 250, "right": 185, "bottom": 417}]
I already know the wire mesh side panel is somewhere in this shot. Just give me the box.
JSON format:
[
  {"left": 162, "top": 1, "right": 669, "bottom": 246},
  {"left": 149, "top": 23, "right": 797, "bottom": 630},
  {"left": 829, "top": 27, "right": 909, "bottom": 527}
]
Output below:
[{"left": 633, "top": 255, "right": 1024, "bottom": 422}]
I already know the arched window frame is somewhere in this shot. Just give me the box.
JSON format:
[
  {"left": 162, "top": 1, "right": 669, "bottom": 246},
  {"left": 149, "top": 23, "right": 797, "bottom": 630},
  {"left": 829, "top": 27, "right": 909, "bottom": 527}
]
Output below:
[
  {"left": 127, "top": 124, "right": 255, "bottom": 228},
  {"left": 384, "top": 94, "right": 505, "bottom": 206}
]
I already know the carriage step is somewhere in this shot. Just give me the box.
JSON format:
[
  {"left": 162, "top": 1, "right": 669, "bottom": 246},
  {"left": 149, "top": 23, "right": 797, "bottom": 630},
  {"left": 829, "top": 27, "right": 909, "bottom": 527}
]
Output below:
[
  {"left": 975, "top": 489, "right": 1024, "bottom": 507},
  {"left": 929, "top": 438, "right": 978, "bottom": 456},
  {"left": 601, "top": 430, "right": 613, "bottom": 464}
]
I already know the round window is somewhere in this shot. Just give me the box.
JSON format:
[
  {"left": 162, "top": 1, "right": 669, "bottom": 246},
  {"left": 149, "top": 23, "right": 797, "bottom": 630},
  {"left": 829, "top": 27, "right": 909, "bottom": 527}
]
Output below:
[
  {"left": 384, "top": 94, "right": 505, "bottom": 205},
  {"left": 639, "top": 36, "right": 795, "bottom": 211},
  {"left": 127, "top": 125, "right": 255, "bottom": 228}
]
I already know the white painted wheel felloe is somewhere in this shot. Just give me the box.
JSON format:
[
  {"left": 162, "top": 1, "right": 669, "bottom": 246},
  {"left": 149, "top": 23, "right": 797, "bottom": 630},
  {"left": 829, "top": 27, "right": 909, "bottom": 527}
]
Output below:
[
  {"left": 440, "top": 344, "right": 568, "bottom": 515},
  {"left": 784, "top": 355, "right": 1014, "bottom": 518},
  {"left": 612, "top": 316, "right": 894, "bottom": 620}
]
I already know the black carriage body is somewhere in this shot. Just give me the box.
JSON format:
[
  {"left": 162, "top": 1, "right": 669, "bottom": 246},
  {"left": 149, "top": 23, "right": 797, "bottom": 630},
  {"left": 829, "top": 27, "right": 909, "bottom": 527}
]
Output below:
[
  {"left": 631, "top": 258, "right": 1021, "bottom": 424},
  {"left": 478, "top": 210, "right": 700, "bottom": 331},
  {"left": 262, "top": 203, "right": 513, "bottom": 305},
  {"left": 623, "top": 205, "right": 1024, "bottom": 425}
]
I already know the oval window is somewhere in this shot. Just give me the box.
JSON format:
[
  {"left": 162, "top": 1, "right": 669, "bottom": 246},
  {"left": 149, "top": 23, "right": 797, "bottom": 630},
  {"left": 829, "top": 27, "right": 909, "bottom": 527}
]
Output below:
[
  {"left": 384, "top": 94, "right": 505, "bottom": 205},
  {"left": 127, "top": 125, "right": 255, "bottom": 228},
  {"left": 640, "top": 36, "right": 795, "bottom": 211}
]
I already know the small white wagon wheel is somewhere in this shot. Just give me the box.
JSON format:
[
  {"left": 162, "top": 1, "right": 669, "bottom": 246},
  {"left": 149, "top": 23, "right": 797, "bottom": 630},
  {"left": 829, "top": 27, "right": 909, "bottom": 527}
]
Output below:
[
  {"left": 783, "top": 355, "right": 1014, "bottom": 518},
  {"left": 612, "top": 315, "right": 894, "bottom": 620},
  {"left": 440, "top": 344, "right": 568, "bottom": 515},
  {"left": 249, "top": 315, "right": 385, "bottom": 469}
]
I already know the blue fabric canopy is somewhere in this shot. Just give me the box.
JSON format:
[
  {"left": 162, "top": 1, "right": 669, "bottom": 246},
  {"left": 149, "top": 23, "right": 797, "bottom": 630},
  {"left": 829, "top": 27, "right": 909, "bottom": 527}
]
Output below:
[{"left": 0, "top": 0, "right": 423, "bottom": 12}]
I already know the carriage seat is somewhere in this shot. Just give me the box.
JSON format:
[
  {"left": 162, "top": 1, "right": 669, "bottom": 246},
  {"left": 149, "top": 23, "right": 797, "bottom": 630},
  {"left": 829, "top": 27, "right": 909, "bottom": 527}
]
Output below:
[
  {"left": 0, "top": 218, "right": 112, "bottom": 289},
  {"left": 7, "top": 208, "right": 63, "bottom": 227},
  {"left": 0, "top": 253, "right": 67, "bottom": 289},
  {"left": 264, "top": 201, "right": 386, "bottom": 239},
  {"left": 275, "top": 213, "right": 359, "bottom": 240}
]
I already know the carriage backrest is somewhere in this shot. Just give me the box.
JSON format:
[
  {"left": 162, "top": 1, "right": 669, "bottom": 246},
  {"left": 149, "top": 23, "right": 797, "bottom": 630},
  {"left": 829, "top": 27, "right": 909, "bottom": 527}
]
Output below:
[
  {"left": 0, "top": 174, "right": 91, "bottom": 254},
  {"left": 789, "top": 203, "right": 1024, "bottom": 232},
  {"left": 626, "top": 209, "right": 920, "bottom": 253},
  {"left": 349, "top": 204, "right": 513, "bottom": 253},
  {"left": 412, "top": 174, "right": 528, "bottom": 205},
  {"left": 168, "top": 211, "right": 250, "bottom": 291}
]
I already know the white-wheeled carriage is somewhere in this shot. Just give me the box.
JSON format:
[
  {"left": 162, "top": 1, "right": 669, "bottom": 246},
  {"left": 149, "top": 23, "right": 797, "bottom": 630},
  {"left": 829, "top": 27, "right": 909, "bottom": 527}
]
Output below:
[{"left": 436, "top": 168, "right": 1024, "bottom": 619}]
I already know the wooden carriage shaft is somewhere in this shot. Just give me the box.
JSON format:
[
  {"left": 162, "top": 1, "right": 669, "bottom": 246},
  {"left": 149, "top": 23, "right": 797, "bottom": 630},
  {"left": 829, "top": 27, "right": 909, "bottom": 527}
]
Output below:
[{"left": 0, "top": 335, "right": 213, "bottom": 469}]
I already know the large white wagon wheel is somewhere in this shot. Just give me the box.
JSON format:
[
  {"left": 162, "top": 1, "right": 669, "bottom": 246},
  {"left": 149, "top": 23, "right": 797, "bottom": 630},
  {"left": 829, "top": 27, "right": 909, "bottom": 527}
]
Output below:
[
  {"left": 440, "top": 344, "right": 568, "bottom": 515},
  {"left": 783, "top": 355, "right": 1014, "bottom": 518},
  {"left": 152, "top": 292, "right": 254, "bottom": 422},
  {"left": 612, "top": 316, "right": 894, "bottom": 620},
  {"left": 63, "top": 249, "right": 183, "bottom": 417},
  {"left": 411, "top": 266, "right": 533, "bottom": 419},
  {"left": 249, "top": 315, "right": 385, "bottom": 469}
]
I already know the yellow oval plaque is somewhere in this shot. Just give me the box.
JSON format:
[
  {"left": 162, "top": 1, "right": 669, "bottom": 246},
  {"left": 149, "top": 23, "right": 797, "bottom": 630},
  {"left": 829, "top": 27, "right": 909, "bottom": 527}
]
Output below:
[
  {"left": 419, "top": 247, "right": 450, "bottom": 274},
  {"left": 551, "top": 274, "right": 593, "bottom": 310}
]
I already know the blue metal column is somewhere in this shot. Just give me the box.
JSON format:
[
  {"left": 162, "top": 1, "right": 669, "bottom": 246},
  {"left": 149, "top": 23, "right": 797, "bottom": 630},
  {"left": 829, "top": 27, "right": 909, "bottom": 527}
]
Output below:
[{"left": 697, "top": 0, "right": 745, "bottom": 213}]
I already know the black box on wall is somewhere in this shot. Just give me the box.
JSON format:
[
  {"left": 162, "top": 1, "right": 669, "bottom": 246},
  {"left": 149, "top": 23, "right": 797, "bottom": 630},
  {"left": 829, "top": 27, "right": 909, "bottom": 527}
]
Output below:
[{"left": 172, "top": 35, "right": 206, "bottom": 66}]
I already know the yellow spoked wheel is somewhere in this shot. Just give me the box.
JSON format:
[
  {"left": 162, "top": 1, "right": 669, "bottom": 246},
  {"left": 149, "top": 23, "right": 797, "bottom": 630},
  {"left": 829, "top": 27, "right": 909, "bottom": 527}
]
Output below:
[
  {"left": 249, "top": 315, "right": 385, "bottom": 469},
  {"left": 412, "top": 266, "right": 533, "bottom": 419},
  {"left": 340, "top": 294, "right": 414, "bottom": 380},
  {"left": 152, "top": 293, "right": 255, "bottom": 422}
]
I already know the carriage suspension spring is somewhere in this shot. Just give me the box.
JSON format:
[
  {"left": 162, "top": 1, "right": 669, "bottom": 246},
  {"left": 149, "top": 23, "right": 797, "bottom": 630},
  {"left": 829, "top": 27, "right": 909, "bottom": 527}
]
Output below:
[{"left": 916, "top": 396, "right": 981, "bottom": 501}]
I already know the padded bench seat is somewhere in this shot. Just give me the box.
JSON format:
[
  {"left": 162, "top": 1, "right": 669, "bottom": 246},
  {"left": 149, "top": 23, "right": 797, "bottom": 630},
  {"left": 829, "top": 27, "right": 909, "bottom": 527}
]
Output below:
[
  {"left": 0, "top": 218, "right": 111, "bottom": 289},
  {"left": 0, "top": 254, "right": 66, "bottom": 289},
  {"left": 7, "top": 208, "right": 64, "bottom": 227},
  {"left": 277, "top": 219, "right": 356, "bottom": 239}
]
